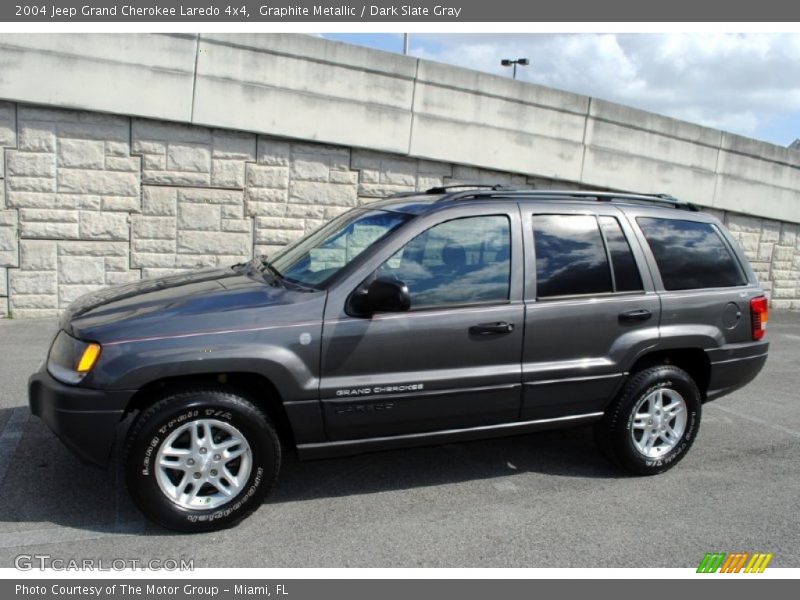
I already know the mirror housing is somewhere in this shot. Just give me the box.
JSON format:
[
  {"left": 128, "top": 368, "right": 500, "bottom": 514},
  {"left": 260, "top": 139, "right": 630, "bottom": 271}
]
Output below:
[{"left": 350, "top": 277, "right": 411, "bottom": 315}]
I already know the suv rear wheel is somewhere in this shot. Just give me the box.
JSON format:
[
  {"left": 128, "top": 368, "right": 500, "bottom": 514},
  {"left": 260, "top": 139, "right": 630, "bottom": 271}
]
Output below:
[
  {"left": 595, "top": 365, "right": 701, "bottom": 475},
  {"left": 123, "top": 387, "right": 280, "bottom": 532}
]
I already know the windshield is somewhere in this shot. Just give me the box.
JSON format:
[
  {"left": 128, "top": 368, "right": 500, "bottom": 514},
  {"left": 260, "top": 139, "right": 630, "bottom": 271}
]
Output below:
[{"left": 267, "top": 208, "right": 413, "bottom": 287}]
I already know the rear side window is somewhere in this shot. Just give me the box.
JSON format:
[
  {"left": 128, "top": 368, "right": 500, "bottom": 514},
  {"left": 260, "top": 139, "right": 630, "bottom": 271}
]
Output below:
[
  {"left": 599, "top": 216, "right": 643, "bottom": 292},
  {"left": 533, "top": 215, "right": 612, "bottom": 297},
  {"left": 637, "top": 218, "right": 746, "bottom": 290},
  {"left": 532, "top": 214, "right": 644, "bottom": 298}
]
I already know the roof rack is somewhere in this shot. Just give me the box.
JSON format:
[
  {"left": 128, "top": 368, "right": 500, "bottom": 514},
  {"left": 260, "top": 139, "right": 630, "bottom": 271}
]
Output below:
[
  {"left": 386, "top": 183, "right": 509, "bottom": 199},
  {"left": 434, "top": 188, "right": 700, "bottom": 212},
  {"left": 424, "top": 183, "right": 511, "bottom": 194}
]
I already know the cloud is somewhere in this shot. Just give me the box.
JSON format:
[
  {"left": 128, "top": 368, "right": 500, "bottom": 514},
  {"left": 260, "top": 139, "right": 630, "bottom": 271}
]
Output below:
[{"left": 408, "top": 33, "right": 800, "bottom": 145}]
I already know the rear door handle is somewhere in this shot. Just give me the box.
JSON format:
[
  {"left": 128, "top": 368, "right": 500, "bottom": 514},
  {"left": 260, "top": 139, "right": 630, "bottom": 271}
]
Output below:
[
  {"left": 619, "top": 309, "right": 652, "bottom": 323},
  {"left": 469, "top": 322, "right": 515, "bottom": 336}
]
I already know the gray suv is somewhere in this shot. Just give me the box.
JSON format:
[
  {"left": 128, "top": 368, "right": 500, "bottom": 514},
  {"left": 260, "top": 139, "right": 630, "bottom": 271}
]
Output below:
[{"left": 28, "top": 187, "right": 769, "bottom": 532}]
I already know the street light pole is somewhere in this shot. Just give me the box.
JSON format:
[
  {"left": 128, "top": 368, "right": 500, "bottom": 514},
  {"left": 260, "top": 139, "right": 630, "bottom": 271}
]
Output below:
[
  {"left": 403, "top": 34, "right": 409, "bottom": 55},
  {"left": 500, "top": 58, "right": 530, "bottom": 80}
]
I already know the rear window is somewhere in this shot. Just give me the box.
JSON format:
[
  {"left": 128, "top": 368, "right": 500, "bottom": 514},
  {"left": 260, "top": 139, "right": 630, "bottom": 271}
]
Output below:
[{"left": 637, "top": 218, "right": 746, "bottom": 290}]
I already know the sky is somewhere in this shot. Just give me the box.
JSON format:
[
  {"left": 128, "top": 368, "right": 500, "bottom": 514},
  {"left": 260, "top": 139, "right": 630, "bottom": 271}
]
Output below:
[{"left": 321, "top": 33, "right": 800, "bottom": 148}]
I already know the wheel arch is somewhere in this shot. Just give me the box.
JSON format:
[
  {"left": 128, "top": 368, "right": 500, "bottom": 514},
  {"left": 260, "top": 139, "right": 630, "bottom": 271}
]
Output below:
[
  {"left": 627, "top": 348, "right": 711, "bottom": 400},
  {"left": 124, "top": 372, "right": 298, "bottom": 449}
]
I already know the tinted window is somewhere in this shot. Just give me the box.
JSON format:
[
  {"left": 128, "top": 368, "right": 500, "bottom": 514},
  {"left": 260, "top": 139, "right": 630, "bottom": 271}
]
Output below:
[
  {"left": 272, "top": 209, "right": 411, "bottom": 287},
  {"left": 637, "top": 218, "right": 746, "bottom": 290},
  {"left": 377, "top": 216, "right": 511, "bottom": 308},
  {"left": 533, "top": 215, "right": 612, "bottom": 297},
  {"left": 599, "top": 216, "right": 643, "bottom": 292}
]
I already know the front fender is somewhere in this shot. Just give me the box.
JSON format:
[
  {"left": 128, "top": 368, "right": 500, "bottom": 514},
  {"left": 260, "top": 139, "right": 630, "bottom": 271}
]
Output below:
[{"left": 87, "top": 333, "right": 322, "bottom": 404}]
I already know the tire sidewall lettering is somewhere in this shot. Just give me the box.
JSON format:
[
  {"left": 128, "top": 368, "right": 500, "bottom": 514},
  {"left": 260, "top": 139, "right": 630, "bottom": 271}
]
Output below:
[
  {"left": 203, "top": 408, "right": 233, "bottom": 420},
  {"left": 141, "top": 435, "right": 160, "bottom": 476}
]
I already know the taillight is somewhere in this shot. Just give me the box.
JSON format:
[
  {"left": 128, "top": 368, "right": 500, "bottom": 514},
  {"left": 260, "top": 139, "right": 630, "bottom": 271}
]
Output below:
[{"left": 750, "top": 296, "right": 768, "bottom": 341}]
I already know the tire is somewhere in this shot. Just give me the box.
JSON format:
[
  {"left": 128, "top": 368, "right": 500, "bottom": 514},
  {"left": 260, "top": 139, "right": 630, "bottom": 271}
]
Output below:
[
  {"left": 123, "top": 387, "right": 280, "bottom": 532},
  {"left": 595, "top": 365, "right": 701, "bottom": 475}
]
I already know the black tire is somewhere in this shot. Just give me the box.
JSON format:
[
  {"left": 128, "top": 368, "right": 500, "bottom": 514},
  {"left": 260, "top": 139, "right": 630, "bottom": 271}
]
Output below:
[
  {"left": 123, "top": 387, "right": 280, "bottom": 532},
  {"left": 595, "top": 365, "right": 701, "bottom": 475}
]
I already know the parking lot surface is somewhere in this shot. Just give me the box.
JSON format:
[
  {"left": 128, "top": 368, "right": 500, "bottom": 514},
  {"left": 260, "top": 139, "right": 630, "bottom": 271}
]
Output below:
[{"left": 0, "top": 312, "right": 798, "bottom": 568}]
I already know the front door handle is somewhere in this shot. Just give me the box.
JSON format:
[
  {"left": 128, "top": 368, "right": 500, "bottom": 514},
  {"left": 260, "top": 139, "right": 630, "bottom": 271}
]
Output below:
[
  {"left": 469, "top": 322, "right": 515, "bottom": 336},
  {"left": 619, "top": 309, "right": 652, "bottom": 323}
]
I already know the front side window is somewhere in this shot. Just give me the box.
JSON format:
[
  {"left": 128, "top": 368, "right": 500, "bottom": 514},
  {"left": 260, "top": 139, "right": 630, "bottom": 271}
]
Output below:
[
  {"left": 269, "top": 209, "right": 412, "bottom": 287},
  {"left": 637, "top": 218, "right": 746, "bottom": 290},
  {"left": 376, "top": 215, "right": 511, "bottom": 309}
]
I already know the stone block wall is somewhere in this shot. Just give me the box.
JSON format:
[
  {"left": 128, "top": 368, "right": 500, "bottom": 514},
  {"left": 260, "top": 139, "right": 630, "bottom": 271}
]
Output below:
[
  {"left": 0, "top": 100, "right": 798, "bottom": 318},
  {"left": 722, "top": 213, "right": 800, "bottom": 309}
]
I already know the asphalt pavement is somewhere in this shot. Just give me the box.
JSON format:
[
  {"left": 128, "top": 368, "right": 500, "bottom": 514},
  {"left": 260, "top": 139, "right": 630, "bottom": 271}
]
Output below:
[{"left": 0, "top": 312, "right": 797, "bottom": 568}]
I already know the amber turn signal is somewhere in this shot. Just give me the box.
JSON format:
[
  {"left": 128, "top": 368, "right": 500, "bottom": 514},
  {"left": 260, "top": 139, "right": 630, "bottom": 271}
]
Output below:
[{"left": 76, "top": 343, "right": 102, "bottom": 373}]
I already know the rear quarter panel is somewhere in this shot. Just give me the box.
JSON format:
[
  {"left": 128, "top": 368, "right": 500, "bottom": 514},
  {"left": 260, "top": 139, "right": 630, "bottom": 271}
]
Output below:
[
  {"left": 620, "top": 206, "right": 769, "bottom": 399},
  {"left": 621, "top": 206, "right": 764, "bottom": 347}
]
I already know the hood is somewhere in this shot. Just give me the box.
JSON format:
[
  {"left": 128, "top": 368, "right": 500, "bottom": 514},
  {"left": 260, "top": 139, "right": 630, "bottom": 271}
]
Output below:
[{"left": 64, "top": 266, "right": 326, "bottom": 343}]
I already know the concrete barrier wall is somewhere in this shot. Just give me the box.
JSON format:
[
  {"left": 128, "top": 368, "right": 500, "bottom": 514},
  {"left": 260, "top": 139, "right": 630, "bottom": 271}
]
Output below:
[
  {"left": 2, "top": 33, "right": 800, "bottom": 223},
  {"left": 0, "top": 33, "right": 799, "bottom": 315}
]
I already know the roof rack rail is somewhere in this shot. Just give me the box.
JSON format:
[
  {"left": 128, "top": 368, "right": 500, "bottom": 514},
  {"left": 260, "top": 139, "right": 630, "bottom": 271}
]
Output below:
[
  {"left": 387, "top": 183, "right": 511, "bottom": 199},
  {"left": 424, "top": 183, "right": 511, "bottom": 195},
  {"left": 435, "top": 188, "right": 700, "bottom": 212}
]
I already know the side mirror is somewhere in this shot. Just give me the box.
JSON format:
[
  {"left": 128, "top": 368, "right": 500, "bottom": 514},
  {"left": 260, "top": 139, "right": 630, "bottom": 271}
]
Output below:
[{"left": 350, "top": 277, "right": 411, "bottom": 315}]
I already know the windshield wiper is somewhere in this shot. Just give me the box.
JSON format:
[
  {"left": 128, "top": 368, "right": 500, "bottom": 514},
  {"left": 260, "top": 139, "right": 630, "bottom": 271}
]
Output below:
[
  {"left": 262, "top": 259, "right": 283, "bottom": 279},
  {"left": 257, "top": 256, "right": 321, "bottom": 292},
  {"left": 258, "top": 256, "right": 285, "bottom": 282}
]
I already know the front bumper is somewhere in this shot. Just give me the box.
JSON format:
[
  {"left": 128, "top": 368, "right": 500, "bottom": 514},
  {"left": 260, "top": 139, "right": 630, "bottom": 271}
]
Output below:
[{"left": 28, "top": 369, "right": 135, "bottom": 467}]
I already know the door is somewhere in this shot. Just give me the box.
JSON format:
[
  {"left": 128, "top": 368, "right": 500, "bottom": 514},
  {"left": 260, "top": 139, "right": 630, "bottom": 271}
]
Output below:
[
  {"left": 320, "top": 206, "right": 525, "bottom": 441},
  {"left": 521, "top": 207, "right": 662, "bottom": 420}
]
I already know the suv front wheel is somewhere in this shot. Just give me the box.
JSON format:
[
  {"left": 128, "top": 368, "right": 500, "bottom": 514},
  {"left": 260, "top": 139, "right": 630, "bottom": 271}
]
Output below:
[
  {"left": 123, "top": 387, "right": 281, "bottom": 532},
  {"left": 596, "top": 365, "right": 702, "bottom": 475}
]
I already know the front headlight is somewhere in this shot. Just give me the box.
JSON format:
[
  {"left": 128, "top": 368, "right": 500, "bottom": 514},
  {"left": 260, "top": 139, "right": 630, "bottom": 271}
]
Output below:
[{"left": 47, "top": 331, "right": 102, "bottom": 385}]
